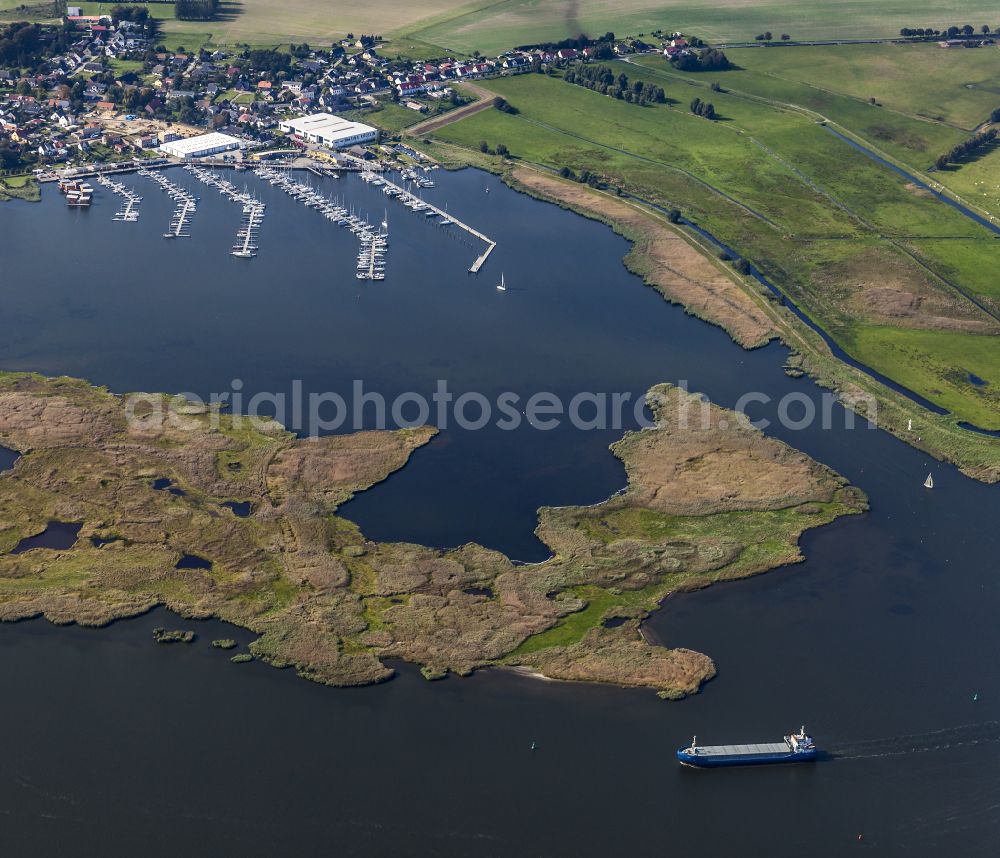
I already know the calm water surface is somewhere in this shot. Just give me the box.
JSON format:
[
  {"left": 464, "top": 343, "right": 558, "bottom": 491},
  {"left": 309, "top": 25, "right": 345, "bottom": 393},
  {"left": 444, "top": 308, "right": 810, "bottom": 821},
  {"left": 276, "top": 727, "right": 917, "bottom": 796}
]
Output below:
[{"left": 0, "top": 169, "right": 997, "bottom": 856}]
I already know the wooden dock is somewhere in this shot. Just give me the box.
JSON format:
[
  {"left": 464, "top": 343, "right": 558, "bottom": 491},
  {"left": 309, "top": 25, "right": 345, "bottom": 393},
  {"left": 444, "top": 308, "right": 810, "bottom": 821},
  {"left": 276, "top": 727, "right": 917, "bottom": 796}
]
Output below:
[
  {"left": 378, "top": 174, "right": 496, "bottom": 273},
  {"left": 469, "top": 241, "right": 496, "bottom": 273}
]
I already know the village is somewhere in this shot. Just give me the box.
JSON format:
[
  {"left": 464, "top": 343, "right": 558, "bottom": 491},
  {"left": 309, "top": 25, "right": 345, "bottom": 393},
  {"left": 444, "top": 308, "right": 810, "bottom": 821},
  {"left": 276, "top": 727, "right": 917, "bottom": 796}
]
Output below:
[{"left": 0, "top": 9, "right": 692, "bottom": 174}]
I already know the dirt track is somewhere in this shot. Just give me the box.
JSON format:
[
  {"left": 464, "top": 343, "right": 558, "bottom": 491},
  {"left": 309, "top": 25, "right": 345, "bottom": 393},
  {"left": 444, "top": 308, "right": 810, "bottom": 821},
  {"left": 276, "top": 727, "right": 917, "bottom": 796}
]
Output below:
[{"left": 406, "top": 83, "right": 497, "bottom": 136}]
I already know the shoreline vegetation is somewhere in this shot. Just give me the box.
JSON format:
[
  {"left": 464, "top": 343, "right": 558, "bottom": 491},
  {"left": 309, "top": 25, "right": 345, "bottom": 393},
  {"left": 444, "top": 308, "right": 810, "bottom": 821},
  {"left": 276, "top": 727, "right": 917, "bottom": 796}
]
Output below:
[
  {"left": 0, "top": 175, "right": 40, "bottom": 202},
  {"left": 0, "top": 372, "right": 865, "bottom": 697}
]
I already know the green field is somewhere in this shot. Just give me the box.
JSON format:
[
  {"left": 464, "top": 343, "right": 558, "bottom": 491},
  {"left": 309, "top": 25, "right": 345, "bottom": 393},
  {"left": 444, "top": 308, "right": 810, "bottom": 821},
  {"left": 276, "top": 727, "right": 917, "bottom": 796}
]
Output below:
[
  {"left": 404, "top": 0, "right": 1000, "bottom": 56},
  {"left": 77, "top": 1, "right": 176, "bottom": 20},
  {"left": 40, "top": 0, "right": 1000, "bottom": 53},
  {"left": 429, "top": 69, "right": 1000, "bottom": 425},
  {"left": 841, "top": 326, "right": 999, "bottom": 427},
  {"left": 632, "top": 44, "right": 1000, "bottom": 256},
  {"left": 725, "top": 43, "right": 1000, "bottom": 131},
  {"left": 342, "top": 101, "right": 426, "bottom": 133}
]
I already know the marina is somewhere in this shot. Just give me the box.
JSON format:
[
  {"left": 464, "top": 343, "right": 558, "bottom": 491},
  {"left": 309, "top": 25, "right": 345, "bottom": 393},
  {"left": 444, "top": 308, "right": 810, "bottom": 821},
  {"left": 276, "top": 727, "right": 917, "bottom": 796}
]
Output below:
[
  {"left": 97, "top": 175, "right": 142, "bottom": 223},
  {"left": 184, "top": 165, "right": 267, "bottom": 259},
  {"left": 139, "top": 166, "right": 197, "bottom": 239},
  {"left": 255, "top": 164, "right": 389, "bottom": 279}
]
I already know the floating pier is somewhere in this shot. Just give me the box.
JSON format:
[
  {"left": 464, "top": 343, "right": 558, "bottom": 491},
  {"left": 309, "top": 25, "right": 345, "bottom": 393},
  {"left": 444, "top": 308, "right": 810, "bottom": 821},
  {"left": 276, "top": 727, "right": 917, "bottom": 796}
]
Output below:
[
  {"left": 376, "top": 172, "right": 495, "bottom": 272},
  {"left": 165, "top": 199, "right": 194, "bottom": 238},
  {"left": 255, "top": 164, "right": 389, "bottom": 280},
  {"left": 98, "top": 174, "right": 141, "bottom": 222},
  {"left": 184, "top": 165, "right": 266, "bottom": 258},
  {"left": 140, "top": 167, "right": 197, "bottom": 239}
]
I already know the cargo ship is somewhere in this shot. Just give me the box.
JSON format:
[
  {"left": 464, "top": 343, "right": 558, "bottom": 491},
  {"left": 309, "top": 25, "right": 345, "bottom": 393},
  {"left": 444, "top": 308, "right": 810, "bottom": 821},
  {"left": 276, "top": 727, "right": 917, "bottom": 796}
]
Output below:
[{"left": 677, "top": 727, "right": 817, "bottom": 768}]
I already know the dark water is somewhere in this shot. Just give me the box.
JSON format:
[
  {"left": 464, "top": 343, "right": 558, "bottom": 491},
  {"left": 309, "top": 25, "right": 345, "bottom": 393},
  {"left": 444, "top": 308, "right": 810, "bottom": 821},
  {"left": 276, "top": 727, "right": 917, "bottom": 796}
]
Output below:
[
  {"left": 222, "top": 500, "right": 253, "bottom": 517},
  {"left": 175, "top": 553, "right": 212, "bottom": 570},
  {"left": 152, "top": 477, "right": 186, "bottom": 496},
  {"left": 0, "top": 444, "right": 18, "bottom": 472},
  {"left": 11, "top": 521, "right": 82, "bottom": 553},
  {"left": 0, "top": 170, "right": 999, "bottom": 855}
]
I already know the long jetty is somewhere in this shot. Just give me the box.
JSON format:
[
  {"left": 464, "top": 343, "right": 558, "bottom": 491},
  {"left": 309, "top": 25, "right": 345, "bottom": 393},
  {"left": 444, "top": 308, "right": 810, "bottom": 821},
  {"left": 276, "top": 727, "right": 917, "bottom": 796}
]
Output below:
[
  {"left": 165, "top": 199, "right": 194, "bottom": 238},
  {"left": 377, "top": 174, "right": 495, "bottom": 273},
  {"left": 97, "top": 174, "right": 141, "bottom": 222},
  {"left": 140, "top": 167, "right": 197, "bottom": 239}
]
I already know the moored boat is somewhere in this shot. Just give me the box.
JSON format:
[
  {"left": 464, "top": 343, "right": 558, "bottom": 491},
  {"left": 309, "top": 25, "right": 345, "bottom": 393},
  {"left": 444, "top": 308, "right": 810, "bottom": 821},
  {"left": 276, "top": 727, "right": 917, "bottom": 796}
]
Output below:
[{"left": 677, "top": 727, "right": 817, "bottom": 768}]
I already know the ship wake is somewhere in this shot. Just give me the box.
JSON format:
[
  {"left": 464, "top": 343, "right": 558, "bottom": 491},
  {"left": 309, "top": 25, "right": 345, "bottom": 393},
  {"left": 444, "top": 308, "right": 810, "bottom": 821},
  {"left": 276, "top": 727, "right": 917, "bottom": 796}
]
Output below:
[{"left": 827, "top": 720, "right": 1000, "bottom": 761}]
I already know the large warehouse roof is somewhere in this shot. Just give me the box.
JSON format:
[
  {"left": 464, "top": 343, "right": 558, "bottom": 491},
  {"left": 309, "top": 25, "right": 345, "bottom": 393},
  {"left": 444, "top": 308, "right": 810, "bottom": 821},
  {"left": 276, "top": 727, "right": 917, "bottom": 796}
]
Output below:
[
  {"left": 279, "top": 113, "right": 377, "bottom": 147},
  {"left": 160, "top": 132, "right": 242, "bottom": 158}
]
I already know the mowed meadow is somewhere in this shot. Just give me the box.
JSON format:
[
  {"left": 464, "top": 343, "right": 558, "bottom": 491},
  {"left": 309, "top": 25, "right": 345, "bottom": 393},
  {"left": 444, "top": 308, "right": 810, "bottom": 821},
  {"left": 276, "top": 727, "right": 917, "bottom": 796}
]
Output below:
[
  {"left": 53, "top": 1, "right": 1000, "bottom": 52},
  {"left": 404, "top": 0, "right": 1000, "bottom": 56},
  {"left": 70, "top": 0, "right": 464, "bottom": 47},
  {"left": 428, "top": 51, "right": 1000, "bottom": 427}
]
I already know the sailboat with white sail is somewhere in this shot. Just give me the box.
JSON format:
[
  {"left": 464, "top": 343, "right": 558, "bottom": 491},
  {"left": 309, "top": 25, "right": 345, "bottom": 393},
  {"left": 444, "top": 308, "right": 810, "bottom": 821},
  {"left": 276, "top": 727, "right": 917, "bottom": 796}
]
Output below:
[{"left": 497, "top": 273, "right": 506, "bottom": 292}]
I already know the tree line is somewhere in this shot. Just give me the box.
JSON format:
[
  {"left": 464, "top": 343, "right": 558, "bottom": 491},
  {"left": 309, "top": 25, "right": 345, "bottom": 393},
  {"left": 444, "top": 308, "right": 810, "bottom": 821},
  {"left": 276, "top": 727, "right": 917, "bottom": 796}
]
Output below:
[
  {"left": 934, "top": 128, "right": 997, "bottom": 169},
  {"left": 175, "top": 0, "right": 220, "bottom": 21},
  {"left": 669, "top": 48, "right": 731, "bottom": 72},
  {"left": 518, "top": 32, "right": 616, "bottom": 52},
  {"left": 900, "top": 24, "right": 993, "bottom": 38},
  {"left": 563, "top": 64, "right": 666, "bottom": 105}
]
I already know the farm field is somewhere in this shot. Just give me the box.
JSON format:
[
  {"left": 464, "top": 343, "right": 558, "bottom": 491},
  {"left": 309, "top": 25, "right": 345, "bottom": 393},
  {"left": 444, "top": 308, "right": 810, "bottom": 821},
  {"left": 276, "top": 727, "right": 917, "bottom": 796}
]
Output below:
[
  {"left": 77, "top": 1, "right": 176, "bottom": 20},
  {"left": 404, "top": 0, "right": 1000, "bottom": 57},
  {"left": 428, "top": 71, "right": 1000, "bottom": 425},
  {"left": 632, "top": 46, "right": 1000, "bottom": 278},
  {"left": 628, "top": 50, "right": 968, "bottom": 170},
  {"left": 52, "top": 1, "right": 1000, "bottom": 53},
  {"left": 724, "top": 43, "right": 1000, "bottom": 132},
  {"left": 840, "top": 325, "right": 1000, "bottom": 428},
  {"left": 76, "top": 0, "right": 469, "bottom": 48}
]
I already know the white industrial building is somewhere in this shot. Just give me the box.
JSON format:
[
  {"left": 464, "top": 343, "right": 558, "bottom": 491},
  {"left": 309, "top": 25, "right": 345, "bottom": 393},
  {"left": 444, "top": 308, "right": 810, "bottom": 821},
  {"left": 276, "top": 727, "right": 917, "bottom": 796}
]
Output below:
[
  {"left": 279, "top": 113, "right": 378, "bottom": 149},
  {"left": 159, "top": 132, "right": 242, "bottom": 160}
]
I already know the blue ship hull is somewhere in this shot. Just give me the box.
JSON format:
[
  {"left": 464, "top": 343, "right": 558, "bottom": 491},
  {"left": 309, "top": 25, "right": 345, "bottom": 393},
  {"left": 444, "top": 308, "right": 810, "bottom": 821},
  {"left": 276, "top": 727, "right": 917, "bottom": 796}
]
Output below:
[{"left": 677, "top": 748, "right": 817, "bottom": 768}]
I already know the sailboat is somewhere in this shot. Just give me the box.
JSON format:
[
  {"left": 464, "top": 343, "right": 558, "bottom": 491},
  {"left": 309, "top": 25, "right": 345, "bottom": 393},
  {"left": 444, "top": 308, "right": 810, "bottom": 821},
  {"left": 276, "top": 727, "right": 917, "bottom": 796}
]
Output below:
[
  {"left": 924, "top": 473, "right": 934, "bottom": 489},
  {"left": 497, "top": 272, "right": 506, "bottom": 292},
  {"left": 381, "top": 208, "right": 388, "bottom": 232}
]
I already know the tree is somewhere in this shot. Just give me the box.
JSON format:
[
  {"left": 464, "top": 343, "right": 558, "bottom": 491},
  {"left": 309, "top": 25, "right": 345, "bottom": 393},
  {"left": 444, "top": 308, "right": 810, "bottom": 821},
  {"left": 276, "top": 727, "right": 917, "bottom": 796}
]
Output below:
[
  {"left": 764, "top": 31, "right": 773, "bottom": 42},
  {"left": 175, "top": 0, "right": 219, "bottom": 21},
  {"left": 478, "top": 140, "right": 489, "bottom": 153},
  {"left": 495, "top": 143, "right": 509, "bottom": 156},
  {"left": 781, "top": 33, "right": 791, "bottom": 41}
]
